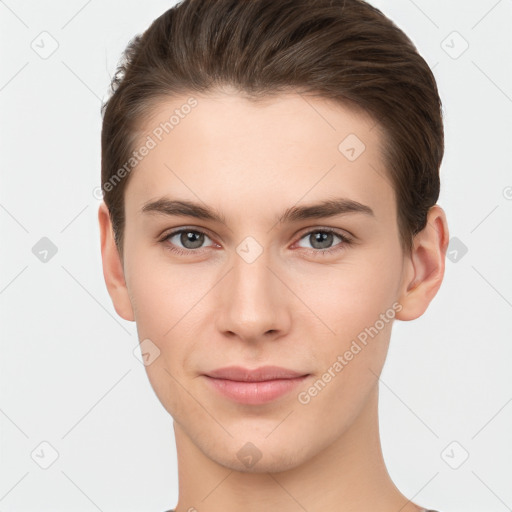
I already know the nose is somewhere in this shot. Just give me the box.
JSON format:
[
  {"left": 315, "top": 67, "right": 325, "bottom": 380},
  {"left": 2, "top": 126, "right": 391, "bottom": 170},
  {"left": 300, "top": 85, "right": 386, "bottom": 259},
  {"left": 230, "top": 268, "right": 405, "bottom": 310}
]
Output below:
[{"left": 214, "top": 247, "right": 292, "bottom": 344}]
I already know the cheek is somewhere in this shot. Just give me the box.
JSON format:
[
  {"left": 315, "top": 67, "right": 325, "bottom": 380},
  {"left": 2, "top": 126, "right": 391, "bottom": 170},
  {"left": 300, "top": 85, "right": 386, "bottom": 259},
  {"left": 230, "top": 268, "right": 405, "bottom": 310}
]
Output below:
[
  {"left": 123, "top": 246, "right": 210, "bottom": 376},
  {"left": 300, "top": 252, "right": 402, "bottom": 342},
  {"left": 295, "top": 259, "right": 400, "bottom": 427},
  {"left": 124, "top": 245, "right": 188, "bottom": 336},
  {"left": 128, "top": 271, "right": 168, "bottom": 338},
  {"left": 124, "top": 250, "right": 195, "bottom": 417}
]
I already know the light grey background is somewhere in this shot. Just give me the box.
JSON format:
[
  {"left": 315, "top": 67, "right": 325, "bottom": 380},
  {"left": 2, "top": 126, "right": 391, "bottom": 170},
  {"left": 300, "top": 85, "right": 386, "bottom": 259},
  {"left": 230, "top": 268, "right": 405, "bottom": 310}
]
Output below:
[{"left": 1, "top": 1, "right": 511, "bottom": 511}]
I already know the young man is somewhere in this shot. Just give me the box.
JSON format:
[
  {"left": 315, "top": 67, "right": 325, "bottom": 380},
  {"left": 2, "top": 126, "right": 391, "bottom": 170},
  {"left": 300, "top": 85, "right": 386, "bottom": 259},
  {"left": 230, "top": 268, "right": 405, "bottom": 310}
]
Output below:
[{"left": 98, "top": 1, "right": 449, "bottom": 511}]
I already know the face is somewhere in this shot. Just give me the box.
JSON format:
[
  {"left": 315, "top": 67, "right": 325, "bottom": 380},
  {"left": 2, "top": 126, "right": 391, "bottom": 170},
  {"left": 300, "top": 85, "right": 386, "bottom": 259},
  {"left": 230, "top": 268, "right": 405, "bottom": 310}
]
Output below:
[{"left": 111, "top": 90, "right": 413, "bottom": 472}]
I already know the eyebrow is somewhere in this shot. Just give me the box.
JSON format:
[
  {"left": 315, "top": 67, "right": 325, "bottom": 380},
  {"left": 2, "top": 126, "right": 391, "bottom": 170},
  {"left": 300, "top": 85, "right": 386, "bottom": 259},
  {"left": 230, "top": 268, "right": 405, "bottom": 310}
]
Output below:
[{"left": 141, "top": 196, "right": 375, "bottom": 224}]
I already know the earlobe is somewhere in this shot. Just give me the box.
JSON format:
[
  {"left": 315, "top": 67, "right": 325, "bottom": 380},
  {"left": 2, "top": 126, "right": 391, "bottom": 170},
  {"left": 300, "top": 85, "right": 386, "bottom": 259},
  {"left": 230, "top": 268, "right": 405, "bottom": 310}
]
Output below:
[
  {"left": 98, "top": 202, "right": 135, "bottom": 322},
  {"left": 395, "top": 205, "right": 449, "bottom": 321}
]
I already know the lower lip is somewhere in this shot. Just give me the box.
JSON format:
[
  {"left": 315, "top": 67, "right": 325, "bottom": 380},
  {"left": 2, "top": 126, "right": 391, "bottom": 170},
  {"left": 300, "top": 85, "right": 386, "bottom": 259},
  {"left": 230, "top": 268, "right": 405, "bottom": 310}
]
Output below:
[{"left": 203, "top": 375, "right": 309, "bottom": 405}]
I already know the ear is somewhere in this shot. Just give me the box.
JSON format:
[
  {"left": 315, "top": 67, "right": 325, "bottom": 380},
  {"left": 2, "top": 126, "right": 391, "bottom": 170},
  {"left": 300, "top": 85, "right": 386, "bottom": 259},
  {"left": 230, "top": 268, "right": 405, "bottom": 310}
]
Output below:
[
  {"left": 395, "top": 205, "right": 449, "bottom": 321},
  {"left": 98, "top": 202, "right": 134, "bottom": 322}
]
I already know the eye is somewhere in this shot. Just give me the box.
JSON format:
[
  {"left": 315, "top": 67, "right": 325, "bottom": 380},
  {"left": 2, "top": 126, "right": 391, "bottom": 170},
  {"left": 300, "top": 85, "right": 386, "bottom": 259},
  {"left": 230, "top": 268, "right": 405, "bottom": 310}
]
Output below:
[
  {"left": 295, "top": 228, "right": 352, "bottom": 255},
  {"left": 160, "top": 228, "right": 216, "bottom": 255},
  {"left": 159, "top": 227, "right": 353, "bottom": 257}
]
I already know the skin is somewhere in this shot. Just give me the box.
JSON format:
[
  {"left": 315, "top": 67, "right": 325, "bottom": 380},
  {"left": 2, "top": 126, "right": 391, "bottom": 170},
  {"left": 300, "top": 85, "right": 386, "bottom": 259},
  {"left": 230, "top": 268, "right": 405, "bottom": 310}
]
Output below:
[{"left": 98, "top": 89, "right": 449, "bottom": 512}]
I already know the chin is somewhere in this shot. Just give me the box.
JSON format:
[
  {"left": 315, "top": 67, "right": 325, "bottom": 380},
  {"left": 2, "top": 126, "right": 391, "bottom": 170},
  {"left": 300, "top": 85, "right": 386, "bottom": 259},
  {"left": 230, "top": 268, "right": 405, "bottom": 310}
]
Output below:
[
  {"left": 203, "top": 432, "right": 314, "bottom": 474},
  {"left": 219, "top": 448, "right": 308, "bottom": 474}
]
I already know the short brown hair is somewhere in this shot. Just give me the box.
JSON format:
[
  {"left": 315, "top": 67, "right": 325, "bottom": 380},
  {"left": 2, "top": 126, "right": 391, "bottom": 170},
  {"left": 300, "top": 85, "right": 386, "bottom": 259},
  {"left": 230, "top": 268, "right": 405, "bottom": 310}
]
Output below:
[{"left": 101, "top": 0, "right": 444, "bottom": 257}]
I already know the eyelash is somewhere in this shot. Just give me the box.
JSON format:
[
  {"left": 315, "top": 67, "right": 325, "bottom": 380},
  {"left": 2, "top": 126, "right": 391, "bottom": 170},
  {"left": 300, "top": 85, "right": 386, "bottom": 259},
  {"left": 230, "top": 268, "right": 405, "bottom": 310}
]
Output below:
[{"left": 158, "top": 227, "right": 353, "bottom": 257}]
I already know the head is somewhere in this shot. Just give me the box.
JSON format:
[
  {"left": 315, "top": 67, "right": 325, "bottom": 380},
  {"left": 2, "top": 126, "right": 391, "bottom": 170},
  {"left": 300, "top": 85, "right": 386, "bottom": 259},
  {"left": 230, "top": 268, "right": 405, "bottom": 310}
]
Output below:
[{"left": 99, "top": 0, "right": 449, "bottom": 473}]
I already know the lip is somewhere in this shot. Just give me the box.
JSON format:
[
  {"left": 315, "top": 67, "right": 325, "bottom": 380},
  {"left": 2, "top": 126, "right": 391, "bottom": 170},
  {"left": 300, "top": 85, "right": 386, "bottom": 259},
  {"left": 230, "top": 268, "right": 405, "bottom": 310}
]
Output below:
[
  {"left": 205, "top": 365, "right": 308, "bottom": 381},
  {"left": 202, "top": 366, "right": 310, "bottom": 405}
]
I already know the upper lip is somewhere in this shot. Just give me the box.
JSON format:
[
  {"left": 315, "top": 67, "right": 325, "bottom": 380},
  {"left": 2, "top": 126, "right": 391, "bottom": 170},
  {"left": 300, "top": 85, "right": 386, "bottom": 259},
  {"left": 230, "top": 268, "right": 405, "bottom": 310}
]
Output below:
[{"left": 204, "top": 365, "right": 309, "bottom": 382}]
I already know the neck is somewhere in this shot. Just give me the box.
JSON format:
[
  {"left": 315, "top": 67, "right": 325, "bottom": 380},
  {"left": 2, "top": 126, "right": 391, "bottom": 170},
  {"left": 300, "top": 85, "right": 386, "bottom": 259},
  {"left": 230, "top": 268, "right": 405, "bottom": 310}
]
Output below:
[{"left": 172, "top": 385, "right": 424, "bottom": 512}]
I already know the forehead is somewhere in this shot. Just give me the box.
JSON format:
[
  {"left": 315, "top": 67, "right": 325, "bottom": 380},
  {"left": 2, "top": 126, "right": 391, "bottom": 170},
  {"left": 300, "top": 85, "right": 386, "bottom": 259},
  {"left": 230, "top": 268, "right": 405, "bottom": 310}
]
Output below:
[{"left": 125, "top": 91, "right": 395, "bottom": 223}]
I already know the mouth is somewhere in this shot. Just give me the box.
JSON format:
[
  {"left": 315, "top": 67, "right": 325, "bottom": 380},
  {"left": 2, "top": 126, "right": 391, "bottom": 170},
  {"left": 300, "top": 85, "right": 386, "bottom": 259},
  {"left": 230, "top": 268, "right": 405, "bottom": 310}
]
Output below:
[{"left": 202, "top": 366, "right": 310, "bottom": 405}]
